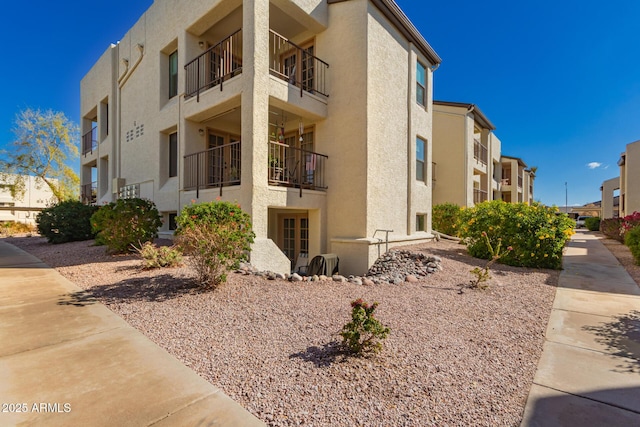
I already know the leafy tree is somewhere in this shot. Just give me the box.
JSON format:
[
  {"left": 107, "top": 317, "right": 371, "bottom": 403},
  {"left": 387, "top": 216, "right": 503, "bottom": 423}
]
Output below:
[{"left": 0, "top": 108, "right": 80, "bottom": 202}]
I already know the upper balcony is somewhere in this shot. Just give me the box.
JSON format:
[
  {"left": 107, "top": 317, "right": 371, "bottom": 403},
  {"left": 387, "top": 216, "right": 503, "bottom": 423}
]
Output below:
[
  {"left": 473, "top": 139, "right": 488, "bottom": 173},
  {"left": 184, "top": 29, "right": 329, "bottom": 103}
]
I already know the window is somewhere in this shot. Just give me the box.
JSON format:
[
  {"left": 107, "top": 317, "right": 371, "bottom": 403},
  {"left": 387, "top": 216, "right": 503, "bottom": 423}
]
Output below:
[
  {"left": 169, "top": 132, "right": 178, "bottom": 177},
  {"left": 169, "top": 51, "right": 178, "bottom": 98},
  {"left": 416, "top": 137, "right": 426, "bottom": 182},
  {"left": 416, "top": 214, "right": 426, "bottom": 232},
  {"left": 416, "top": 62, "right": 426, "bottom": 106}
]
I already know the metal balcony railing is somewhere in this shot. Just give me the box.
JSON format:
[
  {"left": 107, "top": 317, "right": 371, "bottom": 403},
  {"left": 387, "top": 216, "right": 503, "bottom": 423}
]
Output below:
[
  {"left": 183, "top": 141, "right": 242, "bottom": 197},
  {"left": 185, "top": 30, "right": 243, "bottom": 101},
  {"left": 269, "top": 30, "right": 329, "bottom": 97},
  {"left": 82, "top": 127, "right": 97, "bottom": 155},
  {"left": 473, "top": 189, "right": 488, "bottom": 204},
  {"left": 473, "top": 139, "right": 488, "bottom": 166},
  {"left": 268, "top": 141, "right": 327, "bottom": 191},
  {"left": 81, "top": 181, "right": 97, "bottom": 205}
]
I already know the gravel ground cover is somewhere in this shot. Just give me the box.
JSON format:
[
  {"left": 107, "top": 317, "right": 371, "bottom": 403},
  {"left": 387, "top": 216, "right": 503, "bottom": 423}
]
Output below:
[{"left": 7, "top": 235, "right": 561, "bottom": 426}]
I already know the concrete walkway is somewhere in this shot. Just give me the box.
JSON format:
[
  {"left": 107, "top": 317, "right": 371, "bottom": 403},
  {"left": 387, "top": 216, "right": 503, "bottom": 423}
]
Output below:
[
  {"left": 521, "top": 230, "right": 640, "bottom": 426},
  {"left": 0, "top": 240, "right": 265, "bottom": 426}
]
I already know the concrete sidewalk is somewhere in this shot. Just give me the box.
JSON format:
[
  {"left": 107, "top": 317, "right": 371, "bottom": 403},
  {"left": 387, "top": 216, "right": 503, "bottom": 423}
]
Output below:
[
  {"left": 521, "top": 230, "right": 640, "bottom": 426},
  {"left": 0, "top": 240, "right": 265, "bottom": 426}
]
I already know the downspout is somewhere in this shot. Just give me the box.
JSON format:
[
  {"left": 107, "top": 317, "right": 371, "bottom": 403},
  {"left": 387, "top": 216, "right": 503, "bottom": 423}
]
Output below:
[{"left": 406, "top": 43, "right": 413, "bottom": 235}]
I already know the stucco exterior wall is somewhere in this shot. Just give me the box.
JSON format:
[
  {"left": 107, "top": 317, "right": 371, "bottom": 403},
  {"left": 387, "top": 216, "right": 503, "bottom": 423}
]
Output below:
[
  {"left": 80, "top": 0, "right": 440, "bottom": 276},
  {"left": 0, "top": 176, "right": 57, "bottom": 225},
  {"left": 623, "top": 140, "right": 640, "bottom": 216},
  {"left": 601, "top": 176, "right": 619, "bottom": 219}
]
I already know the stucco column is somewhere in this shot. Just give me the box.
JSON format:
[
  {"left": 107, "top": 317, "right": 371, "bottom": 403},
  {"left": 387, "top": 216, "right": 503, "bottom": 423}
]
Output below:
[{"left": 241, "top": 0, "right": 270, "bottom": 238}]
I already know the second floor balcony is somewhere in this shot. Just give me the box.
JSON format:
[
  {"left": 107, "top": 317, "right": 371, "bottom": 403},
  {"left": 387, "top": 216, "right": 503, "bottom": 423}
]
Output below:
[
  {"left": 82, "top": 127, "right": 97, "bottom": 155},
  {"left": 473, "top": 139, "right": 488, "bottom": 166}
]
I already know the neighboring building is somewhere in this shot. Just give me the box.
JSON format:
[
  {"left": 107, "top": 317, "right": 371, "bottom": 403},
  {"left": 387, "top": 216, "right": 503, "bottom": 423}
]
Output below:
[
  {"left": 80, "top": 0, "right": 442, "bottom": 275},
  {"left": 600, "top": 177, "right": 620, "bottom": 219},
  {"left": 500, "top": 155, "right": 534, "bottom": 204},
  {"left": 432, "top": 101, "right": 502, "bottom": 207},
  {"left": 570, "top": 201, "right": 601, "bottom": 218},
  {"left": 0, "top": 175, "right": 56, "bottom": 225},
  {"left": 432, "top": 101, "right": 535, "bottom": 208},
  {"left": 615, "top": 140, "right": 640, "bottom": 218}
]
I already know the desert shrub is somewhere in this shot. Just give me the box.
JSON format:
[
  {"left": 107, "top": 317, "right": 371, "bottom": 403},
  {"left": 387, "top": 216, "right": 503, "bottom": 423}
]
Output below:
[
  {"left": 585, "top": 217, "right": 601, "bottom": 231},
  {"left": 458, "top": 201, "right": 574, "bottom": 269},
  {"left": 36, "top": 200, "right": 98, "bottom": 244},
  {"left": 1, "top": 221, "right": 35, "bottom": 237},
  {"left": 621, "top": 212, "right": 640, "bottom": 238},
  {"left": 432, "top": 203, "right": 462, "bottom": 236},
  {"left": 91, "top": 198, "right": 162, "bottom": 254},
  {"left": 340, "top": 299, "right": 390, "bottom": 355},
  {"left": 467, "top": 232, "right": 513, "bottom": 290},
  {"left": 134, "top": 241, "right": 183, "bottom": 268},
  {"left": 600, "top": 218, "right": 624, "bottom": 242},
  {"left": 624, "top": 226, "right": 640, "bottom": 265},
  {"left": 175, "top": 201, "right": 255, "bottom": 287}
]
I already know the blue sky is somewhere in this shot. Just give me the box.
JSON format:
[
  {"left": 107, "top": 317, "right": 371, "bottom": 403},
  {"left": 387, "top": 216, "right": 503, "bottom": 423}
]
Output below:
[{"left": 1, "top": 0, "right": 639, "bottom": 208}]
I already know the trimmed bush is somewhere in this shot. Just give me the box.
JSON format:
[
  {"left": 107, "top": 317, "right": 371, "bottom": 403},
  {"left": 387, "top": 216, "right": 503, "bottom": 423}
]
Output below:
[
  {"left": 340, "top": 299, "right": 390, "bottom": 355},
  {"left": 91, "top": 198, "right": 162, "bottom": 254},
  {"left": 585, "top": 217, "right": 601, "bottom": 231},
  {"left": 134, "top": 241, "right": 183, "bottom": 268},
  {"left": 36, "top": 200, "right": 98, "bottom": 244},
  {"left": 600, "top": 217, "right": 623, "bottom": 242},
  {"left": 176, "top": 201, "right": 255, "bottom": 287},
  {"left": 432, "top": 203, "right": 462, "bottom": 237},
  {"left": 625, "top": 225, "right": 640, "bottom": 265},
  {"left": 458, "top": 201, "right": 575, "bottom": 269}
]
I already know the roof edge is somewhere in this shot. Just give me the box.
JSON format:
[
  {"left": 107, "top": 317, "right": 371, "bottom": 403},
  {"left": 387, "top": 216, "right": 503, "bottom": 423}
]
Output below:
[
  {"left": 434, "top": 100, "right": 496, "bottom": 130},
  {"left": 328, "top": 0, "right": 442, "bottom": 65}
]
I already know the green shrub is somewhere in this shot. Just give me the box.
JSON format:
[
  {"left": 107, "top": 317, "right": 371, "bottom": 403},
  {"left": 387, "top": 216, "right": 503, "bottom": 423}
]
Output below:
[
  {"left": 432, "top": 203, "right": 462, "bottom": 236},
  {"left": 340, "top": 299, "right": 390, "bottom": 355},
  {"left": 458, "top": 201, "right": 575, "bottom": 269},
  {"left": 585, "top": 217, "right": 601, "bottom": 231},
  {"left": 134, "top": 241, "right": 183, "bottom": 268},
  {"left": 624, "top": 226, "right": 640, "bottom": 265},
  {"left": 176, "top": 201, "right": 255, "bottom": 287},
  {"left": 36, "top": 200, "right": 98, "bottom": 244},
  {"left": 600, "top": 218, "right": 623, "bottom": 242},
  {"left": 91, "top": 198, "right": 162, "bottom": 254}
]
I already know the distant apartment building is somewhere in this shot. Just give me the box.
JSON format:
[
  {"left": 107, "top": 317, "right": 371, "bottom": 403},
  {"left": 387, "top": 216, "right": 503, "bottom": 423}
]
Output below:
[
  {"left": 432, "top": 101, "right": 534, "bottom": 208},
  {"left": 80, "top": 0, "right": 442, "bottom": 275},
  {"left": 500, "top": 155, "right": 534, "bottom": 204},
  {"left": 602, "top": 139, "right": 640, "bottom": 218},
  {"left": 0, "top": 175, "right": 55, "bottom": 225}
]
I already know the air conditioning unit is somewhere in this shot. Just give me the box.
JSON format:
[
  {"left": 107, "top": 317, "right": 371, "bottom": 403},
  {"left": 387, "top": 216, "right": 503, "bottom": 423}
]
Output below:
[{"left": 112, "top": 178, "right": 125, "bottom": 194}]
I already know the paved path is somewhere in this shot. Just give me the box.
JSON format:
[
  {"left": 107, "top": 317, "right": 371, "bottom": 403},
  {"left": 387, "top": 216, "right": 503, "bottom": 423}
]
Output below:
[
  {"left": 521, "top": 230, "right": 640, "bottom": 426},
  {"left": 0, "top": 240, "right": 265, "bottom": 426}
]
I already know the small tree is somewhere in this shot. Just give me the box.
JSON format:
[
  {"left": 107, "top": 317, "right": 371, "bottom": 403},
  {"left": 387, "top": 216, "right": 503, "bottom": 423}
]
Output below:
[
  {"left": 0, "top": 108, "right": 80, "bottom": 202},
  {"left": 340, "top": 299, "right": 390, "bottom": 355},
  {"left": 176, "top": 201, "right": 255, "bottom": 288}
]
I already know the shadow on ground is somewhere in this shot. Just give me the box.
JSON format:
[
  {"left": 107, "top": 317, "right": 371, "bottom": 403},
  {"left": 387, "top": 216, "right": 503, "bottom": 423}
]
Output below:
[
  {"left": 583, "top": 310, "right": 640, "bottom": 373},
  {"left": 289, "top": 341, "right": 350, "bottom": 367},
  {"left": 58, "top": 274, "right": 204, "bottom": 307}
]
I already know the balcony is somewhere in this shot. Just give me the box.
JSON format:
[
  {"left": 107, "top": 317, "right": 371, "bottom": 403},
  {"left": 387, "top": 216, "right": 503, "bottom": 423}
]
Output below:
[
  {"left": 183, "top": 141, "right": 241, "bottom": 196},
  {"left": 268, "top": 141, "right": 327, "bottom": 191},
  {"left": 269, "top": 30, "right": 329, "bottom": 97},
  {"left": 473, "top": 139, "right": 488, "bottom": 166},
  {"left": 82, "top": 127, "right": 97, "bottom": 155},
  {"left": 185, "top": 30, "right": 243, "bottom": 101},
  {"left": 81, "top": 181, "right": 97, "bottom": 205},
  {"left": 473, "top": 188, "right": 488, "bottom": 204}
]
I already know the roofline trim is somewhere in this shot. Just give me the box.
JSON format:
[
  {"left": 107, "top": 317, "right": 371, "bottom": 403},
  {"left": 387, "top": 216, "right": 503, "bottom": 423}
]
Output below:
[{"left": 328, "top": 0, "right": 442, "bottom": 65}]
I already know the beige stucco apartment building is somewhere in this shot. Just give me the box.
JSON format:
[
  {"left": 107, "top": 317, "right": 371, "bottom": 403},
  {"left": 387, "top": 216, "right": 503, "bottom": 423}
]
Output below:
[
  {"left": 432, "top": 101, "right": 534, "bottom": 208},
  {"left": 601, "top": 139, "right": 640, "bottom": 219},
  {"left": 0, "top": 175, "right": 56, "bottom": 225},
  {"left": 80, "top": 0, "right": 442, "bottom": 275}
]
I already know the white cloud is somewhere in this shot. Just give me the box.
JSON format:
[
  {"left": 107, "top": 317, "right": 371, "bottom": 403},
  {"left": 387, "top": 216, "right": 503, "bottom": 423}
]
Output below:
[{"left": 587, "top": 162, "right": 602, "bottom": 169}]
